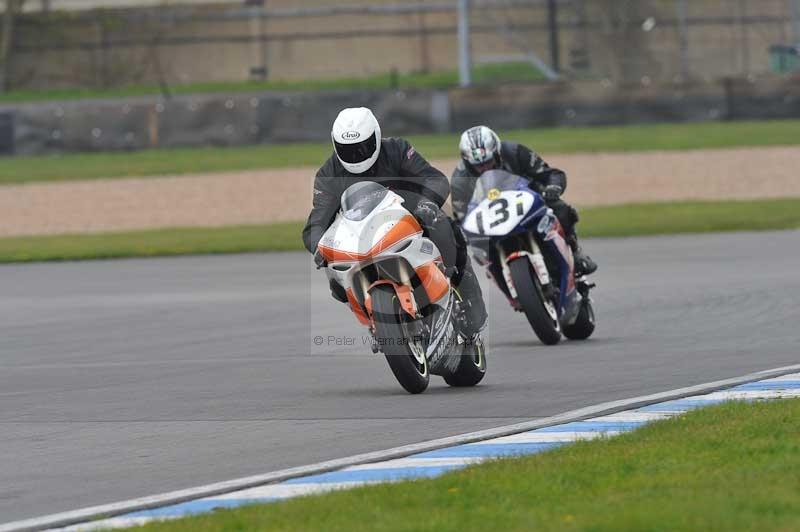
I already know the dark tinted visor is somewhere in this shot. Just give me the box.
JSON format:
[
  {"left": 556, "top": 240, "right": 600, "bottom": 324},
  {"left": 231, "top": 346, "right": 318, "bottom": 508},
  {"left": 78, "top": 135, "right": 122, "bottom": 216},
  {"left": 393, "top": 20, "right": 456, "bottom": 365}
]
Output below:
[
  {"left": 334, "top": 132, "right": 377, "bottom": 164},
  {"left": 472, "top": 159, "right": 499, "bottom": 174}
]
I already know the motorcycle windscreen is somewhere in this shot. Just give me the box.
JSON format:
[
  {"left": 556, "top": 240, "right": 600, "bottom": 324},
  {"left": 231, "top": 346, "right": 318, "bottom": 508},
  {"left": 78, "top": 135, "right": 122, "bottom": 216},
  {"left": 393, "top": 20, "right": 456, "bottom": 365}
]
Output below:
[
  {"left": 340, "top": 182, "right": 389, "bottom": 221},
  {"left": 469, "top": 169, "right": 524, "bottom": 205}
]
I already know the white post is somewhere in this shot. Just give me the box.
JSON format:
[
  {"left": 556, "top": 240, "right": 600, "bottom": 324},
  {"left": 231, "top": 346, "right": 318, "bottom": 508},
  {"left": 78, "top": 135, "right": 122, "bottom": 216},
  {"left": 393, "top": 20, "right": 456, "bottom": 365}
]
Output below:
[{"left": 458, "top": 0, "right": 472, "bottom": 88}]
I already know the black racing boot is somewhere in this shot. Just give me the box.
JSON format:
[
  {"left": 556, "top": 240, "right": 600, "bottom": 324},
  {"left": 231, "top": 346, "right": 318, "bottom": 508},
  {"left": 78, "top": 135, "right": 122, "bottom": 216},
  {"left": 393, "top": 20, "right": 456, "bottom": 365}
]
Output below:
[
  {"left": 567, "top": 234, "right": 597, "bottom": 277},
  {"left": 454, "top": 260, "right": 488, "bottom": 338},
  {"left": 574, "top": 248, "right": 598, "bottom": 277}
]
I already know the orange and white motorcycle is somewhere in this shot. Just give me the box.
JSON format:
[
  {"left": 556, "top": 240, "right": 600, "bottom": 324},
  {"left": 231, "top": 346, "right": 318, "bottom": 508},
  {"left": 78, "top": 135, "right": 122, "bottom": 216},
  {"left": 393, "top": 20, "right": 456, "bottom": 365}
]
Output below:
[{"left": 317, "top": 182, "right": 487, "bottom": 394}]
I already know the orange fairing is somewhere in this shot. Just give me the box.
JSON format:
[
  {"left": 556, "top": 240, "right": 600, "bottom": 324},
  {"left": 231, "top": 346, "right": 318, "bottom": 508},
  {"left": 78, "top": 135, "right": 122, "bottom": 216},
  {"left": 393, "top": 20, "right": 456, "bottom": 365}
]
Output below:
[
  {"left": 346, "top": 288, "right": 370, "bottom": 326},
  {"left": 318, "top": 215, "right": 423, "bottom": 263},
  {"left": 364, "top": 280, "right": 417, "bottom": 319},
  {"left": 394, "top": 284, "right": 416, "bottom": 318},
  {"left": 415, "top": 260, "right": 449, "bottom": 303}
]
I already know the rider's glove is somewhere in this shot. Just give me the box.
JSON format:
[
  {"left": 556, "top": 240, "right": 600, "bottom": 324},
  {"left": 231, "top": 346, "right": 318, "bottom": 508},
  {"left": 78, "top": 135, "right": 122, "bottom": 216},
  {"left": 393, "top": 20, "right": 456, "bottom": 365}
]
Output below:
[
  {"left": 543, "top": 184, "right": 563, "bottom": 202},
  {"left": 313, "top": 249, "right": 327, "bottom": 269}
]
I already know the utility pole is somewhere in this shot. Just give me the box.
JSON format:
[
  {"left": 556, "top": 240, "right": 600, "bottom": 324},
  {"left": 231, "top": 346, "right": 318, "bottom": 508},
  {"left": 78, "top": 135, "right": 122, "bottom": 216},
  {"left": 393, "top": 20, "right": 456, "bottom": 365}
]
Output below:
[
  {"left": 0, "top": 0, "right": 23, "bottom": 92},
  {"left": 676, "top": 0, "right": 689, "bottom": 81},
  {"left": 737, "top": 0, "right": 750, "bottom": 75},
  {"left": 457, "top": 0, "right": 471, "bottom": 87},
  {"left": 547, "top": 0, "right": 560, "bottom": 73},
  {"left": 246, "top": 0, "right": 268, "bottom": 80}
]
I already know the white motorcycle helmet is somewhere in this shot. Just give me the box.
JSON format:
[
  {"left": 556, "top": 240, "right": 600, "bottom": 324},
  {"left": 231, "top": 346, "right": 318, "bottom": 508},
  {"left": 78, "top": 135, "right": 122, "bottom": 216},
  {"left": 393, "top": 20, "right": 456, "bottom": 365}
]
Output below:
[
  {"left": 459, "top": 125, "right": 502, "bottom": 174},
  {"left": 331, "top": 107, "right": 382, "bottom": 174}
]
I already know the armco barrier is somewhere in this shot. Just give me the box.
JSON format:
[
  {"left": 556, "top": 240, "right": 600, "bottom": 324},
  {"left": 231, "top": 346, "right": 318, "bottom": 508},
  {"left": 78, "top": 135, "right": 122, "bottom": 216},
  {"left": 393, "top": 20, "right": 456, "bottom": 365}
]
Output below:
[{"left": 0, "top": 77, "right": 798, "bottom": 156}]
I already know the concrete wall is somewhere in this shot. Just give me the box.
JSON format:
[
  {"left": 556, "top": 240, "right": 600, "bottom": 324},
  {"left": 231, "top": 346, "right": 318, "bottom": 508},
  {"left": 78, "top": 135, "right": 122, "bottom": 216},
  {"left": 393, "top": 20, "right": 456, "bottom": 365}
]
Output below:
[{"left": 1, "top": 77, "right": 798, "bottom": 156}]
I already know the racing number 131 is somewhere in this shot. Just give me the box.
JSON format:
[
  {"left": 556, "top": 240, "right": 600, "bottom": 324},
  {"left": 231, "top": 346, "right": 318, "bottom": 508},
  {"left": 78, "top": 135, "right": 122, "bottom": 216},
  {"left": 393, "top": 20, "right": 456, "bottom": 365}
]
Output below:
[{"left": 475, "top": 198, "right": 525, "bottom": 234}]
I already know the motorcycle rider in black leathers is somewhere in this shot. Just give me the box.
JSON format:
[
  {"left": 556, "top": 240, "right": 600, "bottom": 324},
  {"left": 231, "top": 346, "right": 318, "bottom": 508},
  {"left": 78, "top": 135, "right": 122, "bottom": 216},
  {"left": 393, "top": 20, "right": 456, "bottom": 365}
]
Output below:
[
  {"left": 452, "top": 125, "right": 598, "bottom": 284},
  {"left": 302, "top": 107, "right": 487, "bottom": 339}
]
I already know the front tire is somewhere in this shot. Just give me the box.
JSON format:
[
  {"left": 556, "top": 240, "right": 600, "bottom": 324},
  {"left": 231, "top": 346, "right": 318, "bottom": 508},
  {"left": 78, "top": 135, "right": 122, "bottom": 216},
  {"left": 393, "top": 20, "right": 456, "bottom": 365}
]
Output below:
[
  {"left": 562, "top": 298, "right": 595, "bottom": 340},
  {"left": 508, "top": 258, "right": 561, "bottom": 345},
  {"left": 371, "top": 285, "right": 429, "bottom": 394},
  {"left": 444, "top": 336, "right": 487, "bottom": 387}
]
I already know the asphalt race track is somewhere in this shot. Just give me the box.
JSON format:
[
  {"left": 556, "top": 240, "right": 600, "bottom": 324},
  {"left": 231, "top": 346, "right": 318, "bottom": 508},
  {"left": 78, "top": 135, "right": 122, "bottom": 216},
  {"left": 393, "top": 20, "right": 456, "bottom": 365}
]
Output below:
[{"left": 2, "top": 231, "right": 799, "bottom": 523}]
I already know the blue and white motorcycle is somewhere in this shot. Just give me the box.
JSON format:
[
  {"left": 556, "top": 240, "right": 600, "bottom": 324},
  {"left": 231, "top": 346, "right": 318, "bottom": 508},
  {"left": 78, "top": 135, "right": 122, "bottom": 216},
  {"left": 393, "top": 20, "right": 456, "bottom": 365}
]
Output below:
[{"left": 461, "top": 170, "right": 596, "bottom": 345}]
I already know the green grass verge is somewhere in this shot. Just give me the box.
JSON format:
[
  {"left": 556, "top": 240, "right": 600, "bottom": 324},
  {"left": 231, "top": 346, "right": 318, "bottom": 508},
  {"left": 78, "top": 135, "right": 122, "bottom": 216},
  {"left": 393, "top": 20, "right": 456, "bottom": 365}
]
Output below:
[
  {"left": 2, "top": 198, "right": 798, "bottom": 264},
  {"left": 131, "top": 398, "right": 800, "bottom": 532},
  {"left": 1, "top": 120, "right": 800, "bottom": 185},
  {"left": 0, "top": 223, "right": 302, "bottom": 263},
  {"left": 578, "top": 198, "right": 800, "bottom": 237},
  {"left": 0, "top": 62, "right": 543, "bottom": 104}
]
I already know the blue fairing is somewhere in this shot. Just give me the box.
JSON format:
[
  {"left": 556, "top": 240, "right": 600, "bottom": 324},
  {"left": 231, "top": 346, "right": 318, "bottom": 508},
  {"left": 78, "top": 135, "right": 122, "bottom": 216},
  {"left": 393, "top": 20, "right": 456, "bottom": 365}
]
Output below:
[
  {"left": 464, "top": 169, "right": 575, "bottom": 317},
  {"left": 543, "top": 236, "right": 572, "bottom": 311}
]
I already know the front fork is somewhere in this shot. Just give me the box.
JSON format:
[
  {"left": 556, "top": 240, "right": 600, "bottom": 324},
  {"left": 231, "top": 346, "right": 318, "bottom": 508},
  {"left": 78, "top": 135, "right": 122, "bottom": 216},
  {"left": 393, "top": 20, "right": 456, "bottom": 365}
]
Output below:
[
  {"left": 498, "top": 232, "right": 550, "bottom": 300},
  {"left": 494, "top": 231, "right": 589, "bottom": 326}
]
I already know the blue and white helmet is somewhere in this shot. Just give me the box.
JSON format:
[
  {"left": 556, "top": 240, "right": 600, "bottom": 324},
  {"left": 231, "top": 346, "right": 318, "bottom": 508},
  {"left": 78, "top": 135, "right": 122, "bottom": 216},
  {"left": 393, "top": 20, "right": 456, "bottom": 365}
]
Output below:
[
  {"left": 459, "top": 125, "right": 502, "bottom": 174},
  {"left": 331, "top": 107, "right": 382, "bottom": 174}
]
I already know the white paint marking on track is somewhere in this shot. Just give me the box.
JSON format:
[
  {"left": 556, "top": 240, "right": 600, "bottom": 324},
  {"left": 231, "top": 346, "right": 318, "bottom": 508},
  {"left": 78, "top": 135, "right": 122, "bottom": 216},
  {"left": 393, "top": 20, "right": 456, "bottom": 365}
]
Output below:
[
  {"left": 472, "top": 431, "right": 613, "bottom": 444},
  {"left": 210, "top": 481, "right": 379, "bottom": 501},
  {"left": 687, "top": 389, "right": 800, "bottom": 401},
  {"left": 589, "top": 411, "right": 678, "bottom": 423},
  {"left": 343, "top": 457, "right": 485, "bottom": 471},
  {"left": 759, "top": 375, "right": 800, "bottom": 382},
  {"left": 57, "top": 517, "right": 163, "bottom": 532}
]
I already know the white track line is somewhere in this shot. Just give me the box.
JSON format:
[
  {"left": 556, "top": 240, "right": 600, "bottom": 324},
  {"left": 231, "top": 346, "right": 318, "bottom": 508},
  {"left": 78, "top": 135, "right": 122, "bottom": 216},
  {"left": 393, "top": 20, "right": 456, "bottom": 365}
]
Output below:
[
  {"left": 55, "top": 518, "right": 158, "bottom": 532},
  {"left": 472, "top": 431, "right": 613, "bottom": 444},
  {"left": 589, "top": 411, "right": 678, "bottom": 423},
  {"left": 693, "top": 389, "right": 800, "bottom": 401},
  {"left": 210, "top": 481, "right": 380, "bottom": 501},
  {"left": 343, "top": 457, "right": 485, "bottom": 470}
]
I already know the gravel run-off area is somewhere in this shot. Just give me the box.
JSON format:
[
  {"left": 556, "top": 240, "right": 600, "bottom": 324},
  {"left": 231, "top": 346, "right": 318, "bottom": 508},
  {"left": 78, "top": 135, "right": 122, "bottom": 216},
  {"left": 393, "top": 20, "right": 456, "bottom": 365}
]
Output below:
[{"left": 2, "top": 146, "right": 800, "bottom": 237}]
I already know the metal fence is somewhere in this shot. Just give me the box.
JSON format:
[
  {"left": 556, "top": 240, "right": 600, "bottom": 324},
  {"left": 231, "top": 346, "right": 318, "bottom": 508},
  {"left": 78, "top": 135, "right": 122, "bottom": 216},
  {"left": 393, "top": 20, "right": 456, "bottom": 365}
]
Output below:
[{"left": 5, "top": 0, "right": 800, "bottom": 92}]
